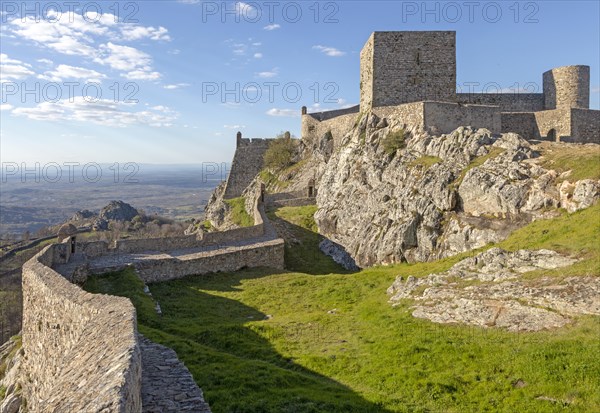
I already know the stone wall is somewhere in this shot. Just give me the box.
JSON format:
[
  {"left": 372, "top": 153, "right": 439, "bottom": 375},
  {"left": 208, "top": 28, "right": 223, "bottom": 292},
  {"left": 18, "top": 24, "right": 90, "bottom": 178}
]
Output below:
[
  {"left": 570, "top": 108, "right": 600, "bottom": 143},
  {"left": 456, "top": 93, "right": 544, "bottom": 112},
  {"left": 372, "top": 102, "right": 425, "bottom": 127},
  {"left": 115, "top": 235, "right": 199, "bottom": 254},
  {"left": 223, "top": 135, "right": 271, "bottom": 199},
  {"left": 501, "top": 112, "right": 539, "bottom": 139},
  {"left": 543, "top": 65, "right": 590, "bottom": 110},
  {"left": 301, "top": 109, "right": 360, "bottom": 150},
  {"left": 534, "top": 109, "right": 572, "bottom": 141},
  {"left": 21, "top": 246, "right": 141, "bottom": 412},
  {"left": 360, "top": 31, "right": 456, "bottom": 111},
  {"left": 135, "top": 238, "right": 284, "bottom": 283},
  {"left": 422, "top": 102, "right": 501, "bottom": 134}
]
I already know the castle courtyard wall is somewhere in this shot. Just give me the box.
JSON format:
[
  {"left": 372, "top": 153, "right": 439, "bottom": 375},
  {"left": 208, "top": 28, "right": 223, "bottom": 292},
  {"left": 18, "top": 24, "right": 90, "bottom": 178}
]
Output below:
[
  {"left": 422, "top": 102, "right": 501, "bottom": 134},
  {"left": 456, "top": 93, "right": 544, "bottom": 112},
  {"left": 534, "top": 109, "right": 572, "bottom": 141},
  {"left": 570, "top": 108, "right": 600, "bottom": 143}
]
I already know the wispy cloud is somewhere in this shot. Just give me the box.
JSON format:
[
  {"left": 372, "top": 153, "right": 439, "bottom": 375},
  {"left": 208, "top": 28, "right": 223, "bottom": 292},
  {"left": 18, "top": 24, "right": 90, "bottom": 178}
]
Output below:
[
  {"left": 163, "top": 83, "right": 191, "bottom": 90},
  {"left": 12, "top": 97, "right": 177, "bottom": 127},
  {"left": 266, "top": 108, "right": 300, "bottom": 117},
  {"left": 264, "top": 24, "right": 281, "bottom": 31},
  {"left": 39, "top": 64, "right": 106, "bottom": 83},
  {"left": 6, "top": 10, "right": 168, "bottom": 80},
  {"left": 0, "top": 53, "right": 35, "bottom": 79},
  {"left": 313, "top": 45, "right": 346, "bottom": 57},
  {"left": 254, "top": 53, "right": 263, "bottom": 59},
  {"left": 257, "top": 67, "right": 278, "bottom": 78}
]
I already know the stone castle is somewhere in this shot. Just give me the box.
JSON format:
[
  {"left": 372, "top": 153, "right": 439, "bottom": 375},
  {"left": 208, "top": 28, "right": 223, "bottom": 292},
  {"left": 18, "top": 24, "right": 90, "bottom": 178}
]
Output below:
[
  {"left": 7, "top": 30, "right": 598, "bottom": 412},
  {"left": 302, "top": 31, "right": 599, "bottom": 148}
]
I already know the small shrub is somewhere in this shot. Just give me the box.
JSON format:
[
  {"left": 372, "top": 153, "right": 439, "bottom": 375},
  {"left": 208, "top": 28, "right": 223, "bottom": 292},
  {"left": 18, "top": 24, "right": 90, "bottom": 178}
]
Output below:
[
  {"left": 264, "top": 134, "right": 296, "bottom": 171},
  {"left": 382, "top": 129, "right": 406, "bottom": 156},
  {"left": 359, "top": 131, "right": 366, "bottom": 144}
]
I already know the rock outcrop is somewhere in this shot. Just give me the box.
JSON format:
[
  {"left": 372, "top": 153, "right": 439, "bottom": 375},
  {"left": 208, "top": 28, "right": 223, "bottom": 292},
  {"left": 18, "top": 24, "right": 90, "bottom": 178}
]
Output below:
[
  {"left": 312, "top": 114, "right": 599, "bottom": 267},
  {"left": 0, "top": 336, "right": 23, "bottom": 413},
  {"left": 387, "top": 248, "right": 598, "bottom": 331},
  {"left": 93, "top": 200, "right": 139, "bottom": 230}
]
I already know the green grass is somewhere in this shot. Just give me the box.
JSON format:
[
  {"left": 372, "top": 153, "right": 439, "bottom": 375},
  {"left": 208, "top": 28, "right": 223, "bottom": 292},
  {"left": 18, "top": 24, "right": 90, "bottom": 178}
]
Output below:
[
  {"left": 259, "top": 170, "right": 291, "bottom": 191},
  {"left": 409, "top": 155, "right": 442, "bottom": 170},
  {"left": 224, "top": 197, "right": 254, "bottom": 227},
  {"left": 381, "top": 129, "right": 406, "bottom": 156},
  {"left": 267, "top": 205, "right": 350, "bottom": 275},
  {"left": 538, "top": 143, "right": 600, "bottom": 182},
  {"left": 85, "top": 205, "right": 600, "bottom": 413},
  {"left": 498, "top": 204, "right": 600, "bottom": 279}
]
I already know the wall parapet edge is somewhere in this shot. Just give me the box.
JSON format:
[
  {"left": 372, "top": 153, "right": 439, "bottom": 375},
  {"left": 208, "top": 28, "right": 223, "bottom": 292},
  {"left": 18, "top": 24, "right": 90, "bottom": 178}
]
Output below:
[{"left": 22, "top": 245, "right": 142, "bottom": 412}]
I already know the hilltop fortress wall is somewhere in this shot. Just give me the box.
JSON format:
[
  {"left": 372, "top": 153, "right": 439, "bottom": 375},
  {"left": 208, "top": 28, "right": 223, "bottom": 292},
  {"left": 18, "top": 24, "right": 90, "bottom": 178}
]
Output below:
[
  {"left": 302, "top": 101, "right": 501, "bottom": 149},
  {"left": 303, "top": 32, "right": 598, "bottom": 145},
  {"left": 20, "top": 190, "right": 283, "bottom": 409},
  {"left": 22, "top": 245, "right": 141, "bottom": 412},
  {"left": 223, "top": 133, "right": 271, "bottom": 199}
]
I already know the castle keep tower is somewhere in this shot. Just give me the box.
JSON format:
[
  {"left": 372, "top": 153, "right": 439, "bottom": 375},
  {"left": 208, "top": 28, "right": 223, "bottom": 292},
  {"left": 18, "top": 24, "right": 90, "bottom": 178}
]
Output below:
[
  {"left": 360, "top": 31, "right": 456, "bottom": 112},
  {"left": 543, "top": 65, "right": 590, "bottom": 110}
]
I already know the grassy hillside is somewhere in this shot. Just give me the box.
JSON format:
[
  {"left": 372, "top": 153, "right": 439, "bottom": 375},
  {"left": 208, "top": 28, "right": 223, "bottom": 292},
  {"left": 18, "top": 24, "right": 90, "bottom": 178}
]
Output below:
[{"left": 85, "top": 204, "right": 600, "bottom": 413}]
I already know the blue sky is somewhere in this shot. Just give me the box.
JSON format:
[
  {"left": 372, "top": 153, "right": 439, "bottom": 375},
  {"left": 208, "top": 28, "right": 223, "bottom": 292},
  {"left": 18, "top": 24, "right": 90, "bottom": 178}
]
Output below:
[{"left": 1, "top": 0, "right": 598, "bottom": 165}]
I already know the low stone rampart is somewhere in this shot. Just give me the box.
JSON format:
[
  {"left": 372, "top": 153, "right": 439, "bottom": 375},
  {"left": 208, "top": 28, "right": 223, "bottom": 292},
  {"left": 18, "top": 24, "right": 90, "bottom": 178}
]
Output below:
[
  {"left": 135, "top": 238, "right": 284, "bottom": 283},
  {"left": 21, "top": 245, "right": 141, "bottom": 412}
]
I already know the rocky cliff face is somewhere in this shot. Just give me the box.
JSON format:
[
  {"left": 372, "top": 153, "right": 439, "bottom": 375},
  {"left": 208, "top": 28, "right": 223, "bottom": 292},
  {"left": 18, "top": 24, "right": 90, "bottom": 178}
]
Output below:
[
  {"left": 312, "top": 113, "right": 599, "bottom": 267},
  {"left": 0, "top": 336, "right": 23, "bottom": 413}
]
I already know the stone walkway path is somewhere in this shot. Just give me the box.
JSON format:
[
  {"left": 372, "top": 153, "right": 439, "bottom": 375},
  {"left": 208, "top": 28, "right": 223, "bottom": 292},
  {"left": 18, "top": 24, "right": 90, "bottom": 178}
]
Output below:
[{"left": 139, "top": 335, "right": 212, "bottom": 412}]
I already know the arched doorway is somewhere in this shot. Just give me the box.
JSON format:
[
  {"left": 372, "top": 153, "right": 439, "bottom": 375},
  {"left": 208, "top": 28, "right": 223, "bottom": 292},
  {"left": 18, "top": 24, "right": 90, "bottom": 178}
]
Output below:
[{"left": 547, "top": 129, "right": 557, "bottom": 142}]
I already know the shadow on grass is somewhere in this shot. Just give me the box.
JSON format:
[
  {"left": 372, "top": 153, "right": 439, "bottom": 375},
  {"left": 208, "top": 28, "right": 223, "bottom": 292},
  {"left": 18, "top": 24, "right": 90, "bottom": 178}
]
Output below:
[
  {"left": 86, "top": 269, "right": 393, "bottom": 413},
  {"left": 267, "top": 212, "right": 357, "bottom": 276}
]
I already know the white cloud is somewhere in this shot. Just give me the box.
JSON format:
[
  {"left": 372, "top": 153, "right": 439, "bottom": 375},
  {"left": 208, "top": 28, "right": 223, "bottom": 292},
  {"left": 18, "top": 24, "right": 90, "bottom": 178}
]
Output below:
[
  {"left": 0, "top": 53, "right": 35, "bottom": 79},
  {"left": 94, "top": 42, "right": 161, "bottom": 81},
  {"left": 266, "top": 108, "right": 299, "bottom": 117},
  {"left": 0, "top": 104, "right": 14, "bottom": 111},
  {"left": 224, "top": 124, "right": 246, "bottom": 129},
  {"left": 591, "top": 86, "right": 600, "bottom": 94},
  {"left": 96, "top": 42, "right": 151, "bottom": 71},
  {"left": 236, "top": 2, "right": 258, "bottom": 18},
  {"left": 122, "top": 70, "right": 161, "bottom": 81},
  {"left": 6, "top": 11, "right": 167, "bottom": 78},
  {"left": 254, "top": 53, "right": 263, "bottom": 59},
  {"left": 163, "top": 83, "right": 190, "bottom": 90},
  {"left": 257, "top": 68, "right": 278, "bottom": 78},
  {"left": 39, "top": 64, "right": 106, "bottom": 83},
  {"left": 12, "top": 97, "right": 177, "bottom": 127},
  {"left": 37, "top": 58, "right": 53, "bottom": 66},
  {"left": 264, "top": 24, "right": 281, "bottom": 31},
  {"left": 313, "top": 45, "right": 346, "bottom": 57},
  {"left": 120, "top": 25, "right": 170, "bottom": 41}
]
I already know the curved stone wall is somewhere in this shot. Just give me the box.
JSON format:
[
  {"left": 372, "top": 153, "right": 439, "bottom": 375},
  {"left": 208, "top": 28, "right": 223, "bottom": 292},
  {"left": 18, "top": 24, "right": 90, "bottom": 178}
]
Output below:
[
  {"left": 21, "top": 245, "right": 141, "bottom": 412},
  {"left": 543, "top": 65, "right": 590, "bottom": 110}
]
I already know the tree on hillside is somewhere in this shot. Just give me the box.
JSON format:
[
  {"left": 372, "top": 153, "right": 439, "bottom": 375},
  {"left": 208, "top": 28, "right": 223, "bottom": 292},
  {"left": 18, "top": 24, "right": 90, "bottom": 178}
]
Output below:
[{"left": 264, "top": 131, "right": 296, "bottom": 170}]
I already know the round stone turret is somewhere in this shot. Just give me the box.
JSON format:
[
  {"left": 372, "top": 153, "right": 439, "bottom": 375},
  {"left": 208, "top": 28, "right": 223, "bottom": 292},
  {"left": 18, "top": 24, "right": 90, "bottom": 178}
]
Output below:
[
  {"left": 543, "top": 65, "right": 590, "bottom": 110},
  {"left": 57, "top": 223, "right": 77, "bottom": 242}
]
